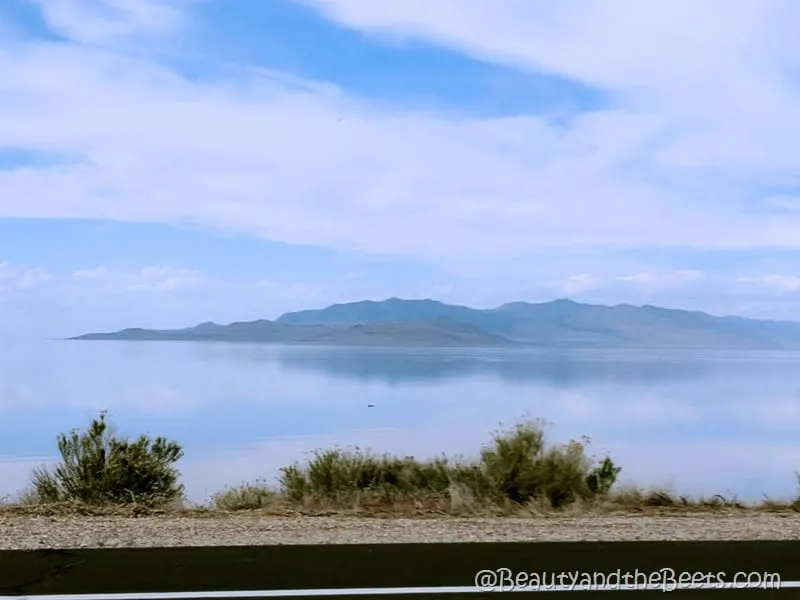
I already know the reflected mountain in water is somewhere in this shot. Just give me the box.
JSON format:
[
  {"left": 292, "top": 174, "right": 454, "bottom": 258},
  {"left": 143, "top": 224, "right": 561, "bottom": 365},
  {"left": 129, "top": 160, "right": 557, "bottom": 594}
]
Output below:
[{"left": 269, "top": 347, "right": 793, "bottom": 385}]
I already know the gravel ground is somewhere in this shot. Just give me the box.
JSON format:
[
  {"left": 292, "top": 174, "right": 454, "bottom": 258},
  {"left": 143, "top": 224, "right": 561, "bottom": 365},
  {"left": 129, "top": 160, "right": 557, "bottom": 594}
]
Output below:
[{"left": 1, "top": 512, "right": 799, "bottom": 549}]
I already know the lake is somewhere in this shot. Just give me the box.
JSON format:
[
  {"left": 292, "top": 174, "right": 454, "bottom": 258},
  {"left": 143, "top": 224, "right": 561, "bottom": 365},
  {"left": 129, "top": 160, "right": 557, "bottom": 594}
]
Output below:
[{"left": 2, "top": 339, "right": 800, "bottom": 504}]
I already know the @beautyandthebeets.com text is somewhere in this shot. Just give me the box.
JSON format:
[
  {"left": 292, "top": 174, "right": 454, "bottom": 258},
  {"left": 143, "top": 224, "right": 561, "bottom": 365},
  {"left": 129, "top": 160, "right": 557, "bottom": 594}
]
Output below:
[{"left": 474, "top": 567, "right": 782, "bottom": 592}]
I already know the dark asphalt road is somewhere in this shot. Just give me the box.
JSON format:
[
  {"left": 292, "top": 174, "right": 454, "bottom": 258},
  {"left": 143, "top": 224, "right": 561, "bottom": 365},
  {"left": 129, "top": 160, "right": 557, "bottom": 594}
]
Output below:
[{"left": 0, "top": 541, "right": 797, "bottom": 598}]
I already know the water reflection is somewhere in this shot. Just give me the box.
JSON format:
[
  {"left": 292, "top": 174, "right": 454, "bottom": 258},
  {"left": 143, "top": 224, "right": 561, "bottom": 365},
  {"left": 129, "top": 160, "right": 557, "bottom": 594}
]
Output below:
[
  {"left": 276, "top": 347, "right": 714, "bottom": 385},
  {"left": 1, "top": 340, "right": 799, "bottom": 503}
]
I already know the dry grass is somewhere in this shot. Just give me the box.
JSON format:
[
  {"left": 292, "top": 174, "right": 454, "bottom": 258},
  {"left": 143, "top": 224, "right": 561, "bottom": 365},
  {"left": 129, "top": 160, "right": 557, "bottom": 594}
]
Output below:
[
  {"left": 204, "top": 485, "right": 800, "bottom": 518},
  {"left": 2, "top": 490, "right": 798, "bottom": 519}
]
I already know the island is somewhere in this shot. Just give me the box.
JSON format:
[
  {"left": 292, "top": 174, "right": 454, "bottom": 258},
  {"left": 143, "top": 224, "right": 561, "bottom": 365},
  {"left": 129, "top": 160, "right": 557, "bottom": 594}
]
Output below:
[{"left": 71, "top": 297, "right": 800, "bottom": 349}]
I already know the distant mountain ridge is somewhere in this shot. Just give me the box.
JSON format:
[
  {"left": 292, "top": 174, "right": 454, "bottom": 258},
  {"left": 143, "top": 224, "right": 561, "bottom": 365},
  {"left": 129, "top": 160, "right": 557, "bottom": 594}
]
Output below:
[
  {"left": 72, "top": 313, "right": 513, "bottom": 347},
  {"left": 71, "top": 297, "right": 800, "bottom": 349}
]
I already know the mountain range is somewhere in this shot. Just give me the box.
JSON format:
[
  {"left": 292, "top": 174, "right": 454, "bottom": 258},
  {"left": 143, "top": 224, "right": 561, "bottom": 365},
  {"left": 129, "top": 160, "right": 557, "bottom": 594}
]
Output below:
[{"left": 70, "top": 297, "right": 800, "bottom": 349}]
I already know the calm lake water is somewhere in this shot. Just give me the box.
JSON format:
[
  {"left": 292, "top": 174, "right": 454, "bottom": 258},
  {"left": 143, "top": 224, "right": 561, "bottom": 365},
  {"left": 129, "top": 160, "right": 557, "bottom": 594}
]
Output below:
[{"left": 2, "top": 339, "right": 800, "bottom": 503}]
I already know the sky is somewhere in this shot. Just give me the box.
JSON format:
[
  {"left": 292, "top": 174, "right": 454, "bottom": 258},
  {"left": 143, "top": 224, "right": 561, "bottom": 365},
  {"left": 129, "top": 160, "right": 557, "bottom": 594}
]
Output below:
[{"left": 2, "top": 0, "right": 800, "bottom": 335}]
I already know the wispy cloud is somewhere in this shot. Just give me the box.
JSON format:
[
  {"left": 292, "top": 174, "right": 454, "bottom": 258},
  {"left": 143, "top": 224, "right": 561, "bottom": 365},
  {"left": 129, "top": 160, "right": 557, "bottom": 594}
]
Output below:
[{"left": 30, "top": 0, "right": 192, "bottom": 44}]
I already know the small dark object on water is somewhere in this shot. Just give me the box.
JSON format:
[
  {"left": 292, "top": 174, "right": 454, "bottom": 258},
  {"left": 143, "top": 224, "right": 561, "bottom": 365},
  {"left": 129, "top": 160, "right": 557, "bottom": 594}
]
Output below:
[{"left": 367, "top": 404, "right": 375, "bottom": 407}]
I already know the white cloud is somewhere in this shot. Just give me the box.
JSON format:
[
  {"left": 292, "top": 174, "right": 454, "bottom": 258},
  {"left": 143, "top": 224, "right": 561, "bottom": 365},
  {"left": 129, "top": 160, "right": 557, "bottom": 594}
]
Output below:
[
  {"left": 68, "top": 264, "right": 205, "bottom": 292},
  {"left": 297, "top": 0, "right": 800, "bottom": 132},
  {"left": 1, "top": 1, "right": 800, "bottom": 272},
  {"left": 526, "top": 270, "right": 711, "bottom": 306},
  {"left": 737, "top": 274, "right": 800, "bottom": 294},
  {"left": 615, "top": 270, "right": 704, "bottom": 289},
  {"left": 73, "top": 266, "right": 111, "bottom": 280},
  {"left": 0, "top": 263, "right": 217, "bottom": 333},
  {"left": 0, "top": 261, "right": 51, "bottom": 293},
  {"left": 127, "top": 266, "right": 205, "bottom": 291},
  {"left": 31, "top": 0, "right": 191, "bottom": 45},
  {"left": 293, "top": 0, "right": 800, "bottom": 215},
  {"left": 563, "top": 273, "right": 598, "bottom": 294}
]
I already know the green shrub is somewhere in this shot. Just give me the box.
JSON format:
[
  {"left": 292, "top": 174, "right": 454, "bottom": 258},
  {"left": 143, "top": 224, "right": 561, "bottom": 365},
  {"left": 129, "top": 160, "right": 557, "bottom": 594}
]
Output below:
[
  {"left": 479, "top": 419, "right": 621, "bottom": 508},
  {"left": 277, "top": 418, "right": 620, "bottom": 510},
  {"left": 280, "top": 464, "right": 308, "bottom": 502},
  {"left": 29, "top": 411, "right": 184, "bottom": 507},
  {"left": 211, "top": 481, "right": 277, "bottom": 510},
  {"left": 586, "top": 456, "right": 623, "bottom": 496},
  {"left": 279, "top": 448, "right": 454, "bottom": 502}
]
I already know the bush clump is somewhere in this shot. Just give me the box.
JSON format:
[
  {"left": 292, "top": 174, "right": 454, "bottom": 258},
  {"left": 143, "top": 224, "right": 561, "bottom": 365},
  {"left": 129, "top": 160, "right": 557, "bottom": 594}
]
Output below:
[
  {"left": 29, "top": 411, "right": 184, "bottom": 508},
  {"left": 278, "top": 418, "right": 621, "bottom": 510},
  {"left": 211, "top": 480, "right": 278, "bottom": 510},
  {"left": 480, "top": 420, "right": 621, "bottom": 508}
]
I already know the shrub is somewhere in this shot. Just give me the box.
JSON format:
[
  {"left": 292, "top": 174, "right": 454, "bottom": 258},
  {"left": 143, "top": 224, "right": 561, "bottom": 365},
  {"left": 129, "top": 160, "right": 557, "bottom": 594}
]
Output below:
[
  {"left": 277, "top": 418, "right": 621, "bottom": 510},
  {"left": 586, "top": 456, "right": 623, "bottom": 496},
  {"left": 29, "top": 411, "right": 184, "bottom": 507},
  {"left": 211, "top": 480, "right": 277, "bottom": 510},
  {"left": 793, "top": 473, "right": 800, "bottom": 512},
  {"left": 279, "top": 448, "right": 454, "bottom": 502},
  {"left": 479, "top": 419, "right": 620, "bottom": 508}
]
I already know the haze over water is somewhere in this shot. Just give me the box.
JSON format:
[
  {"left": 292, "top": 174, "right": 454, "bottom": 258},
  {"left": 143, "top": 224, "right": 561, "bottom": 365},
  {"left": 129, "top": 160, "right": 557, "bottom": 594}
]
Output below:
[{"left": 2, "top": 338, "right": 799, "bottom": 504}]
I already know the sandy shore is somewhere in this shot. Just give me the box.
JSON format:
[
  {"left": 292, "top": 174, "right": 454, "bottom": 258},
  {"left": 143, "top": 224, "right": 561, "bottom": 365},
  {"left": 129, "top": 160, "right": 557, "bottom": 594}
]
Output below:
[{"left": 2, "top": 511, "right": 799, "bottom": 549}]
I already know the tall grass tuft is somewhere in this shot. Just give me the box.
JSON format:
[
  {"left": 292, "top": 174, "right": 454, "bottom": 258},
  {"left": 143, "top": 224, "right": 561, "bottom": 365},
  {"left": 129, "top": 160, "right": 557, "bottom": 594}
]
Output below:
[
  {"left": 29, "top": 411, "right": 185, "bottom": 508},
  {"left": 211, "top": 480, "right": 278, "bottom": 510}
]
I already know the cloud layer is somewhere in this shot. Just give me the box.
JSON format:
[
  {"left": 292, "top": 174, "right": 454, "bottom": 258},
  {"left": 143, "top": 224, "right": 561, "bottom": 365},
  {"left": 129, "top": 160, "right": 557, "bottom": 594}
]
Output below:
[{"left": 3, "top": 0, "right": 800, "bottom": 266}]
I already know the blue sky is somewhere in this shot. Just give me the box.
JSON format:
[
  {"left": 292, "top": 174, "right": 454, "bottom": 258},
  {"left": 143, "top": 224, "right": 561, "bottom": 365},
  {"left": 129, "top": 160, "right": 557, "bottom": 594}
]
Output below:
[{"left": 2, "top": 0, "right": 800, "bottom": 334}]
